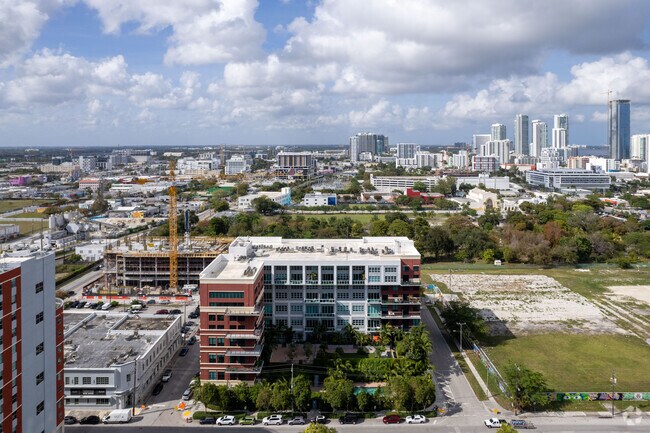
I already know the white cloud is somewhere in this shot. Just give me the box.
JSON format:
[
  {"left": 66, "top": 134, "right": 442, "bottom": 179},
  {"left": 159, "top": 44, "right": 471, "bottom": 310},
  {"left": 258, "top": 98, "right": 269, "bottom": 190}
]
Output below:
[
  {"left": 83, "top": 0, "right": 265, "bottom": 65},
  {"left": 1, "top": 49, "right": 128, "bottom": 106}
]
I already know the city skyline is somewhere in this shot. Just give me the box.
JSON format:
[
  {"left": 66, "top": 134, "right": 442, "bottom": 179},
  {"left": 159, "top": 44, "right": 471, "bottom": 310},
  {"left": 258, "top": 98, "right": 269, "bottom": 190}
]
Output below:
[{"left": 1, "top": 1, "right": 650, "bottom": 147}]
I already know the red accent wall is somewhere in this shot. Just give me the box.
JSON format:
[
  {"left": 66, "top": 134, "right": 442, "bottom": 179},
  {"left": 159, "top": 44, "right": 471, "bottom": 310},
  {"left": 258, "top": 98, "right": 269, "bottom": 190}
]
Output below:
[{"left": 0, "top": 268, "right": 21, "bottom": 433}]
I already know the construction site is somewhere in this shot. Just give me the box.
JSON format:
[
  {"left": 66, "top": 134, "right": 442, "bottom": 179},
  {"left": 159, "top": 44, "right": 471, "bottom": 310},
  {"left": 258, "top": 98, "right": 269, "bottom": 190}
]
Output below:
[{"left": 89, "top": 160, "right": 231, "bottom": 296}]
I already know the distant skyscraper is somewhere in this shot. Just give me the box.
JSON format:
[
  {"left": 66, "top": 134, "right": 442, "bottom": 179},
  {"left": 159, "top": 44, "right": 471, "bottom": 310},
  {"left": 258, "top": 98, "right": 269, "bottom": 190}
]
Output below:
[
  {"left": 631, "top": 134, "right": 649, "bottom": 161},
  {"left": 530, "top": 120, "right": 548, "bottom": 158},
  {"left": 553, "top": 114, "right": 569, "bottom": 146},
  {"left": 552, "top": 128, "right": 568, "bottom": 149},
  {"left": 397, "top": 143, "right": 420, "bottom": 159},
  {"left": 472, "top": 134, "right": 491, "bottom": 154},
  {"left": 514, "top": 114, "right": 529, "bottom": 155},
  {"left": 491, "top": 123, "right": 506, "bottom": 141},
  {"left": 481, "top": 139, "right": 511, "bottom": 164},
  {"left": 349, "top": 133, "right": 388, "bottom": 160},
  {"left": 609, "top": 100, "right": 631, "bottom": 161}
]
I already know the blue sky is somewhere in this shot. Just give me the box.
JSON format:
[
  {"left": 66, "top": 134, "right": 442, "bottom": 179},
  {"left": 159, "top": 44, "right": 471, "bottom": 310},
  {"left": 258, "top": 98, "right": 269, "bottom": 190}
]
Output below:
[{"left": 1, "top": 0, "right": 650, "bottom": 147}]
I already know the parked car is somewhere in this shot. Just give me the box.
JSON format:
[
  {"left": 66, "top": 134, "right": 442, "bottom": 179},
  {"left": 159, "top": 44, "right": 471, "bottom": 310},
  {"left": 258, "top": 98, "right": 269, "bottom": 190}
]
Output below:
[
  {"left": 406, "top": 414, "right": 427, "bottom": 424},
  {"left": 339, "top": 413, "right": 358, "bottom": 424},
  {"left": 288, "top": 416, "right": 305, "bottom": 425},
  {"left": 383, "top": 414, "right": 401, "bottom": 424},
  {"left": 79, "top": 415, "right": 100, "bottom": 425},
  {"left": 484, "top": 418, "right": 509, "bottom": 428},
  {"left": 179, "top": 347, "right": 189, "bottom": 356},
  {"left": 262, "top": 415, "right": 283, "bottom": 425},
  {"left": 239, "top": 416, "right": 256, "bottom": 425},
  {"left": 188, "top": 312, "right": 199, "bottom": 319},
  {"left": 152, "top": 382, "right": 163, "bottom": 396},
  {"left": 217, "top": 415, "right": 236, "bottom": 425},
  {"left": 161, "top": 369, "right": 172, "bottom": 382},
  {"left": 64, "top": 416, "right": 78, "bottom": 425},
  {"left": 155, "top": 309, "right": 169, "bottom": 315},
  {"left": 199, "top": 417, "right": 216, "bottom": 425},
  {"left": 188, "top": 336, "right": 196, "bottom": 345},
  {"left": 170, "top": 309, "right": 182, "bottom": 315},
  {"left": 510, "top": 419, "right": 536, "bottom": 429},
  {"left": 182, "top": 388, "right": 193, "bottom": 400},
  {"left": 186, "top": 320, "right": 196, "bottom": 326},
  {"left": 67, "top": 290, "right": 76, "bottom": 296},
  {"left": 311, "top": 415, "right": 326, "bottom": 424},
  {"left": 146, "top": 299, "right": 156, "bottom": 304},
  {"left": 75, "top": 301, "right": 86, "bottom": 309},
  {"left": 159, "top": 300, "right": 171, "bottom": 305}
]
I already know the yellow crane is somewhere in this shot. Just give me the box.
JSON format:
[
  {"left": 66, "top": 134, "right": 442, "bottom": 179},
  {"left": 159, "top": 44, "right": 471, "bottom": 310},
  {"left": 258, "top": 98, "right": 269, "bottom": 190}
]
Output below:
[{"left": 168, "top": 160, "right": 178, "bottom": 291}]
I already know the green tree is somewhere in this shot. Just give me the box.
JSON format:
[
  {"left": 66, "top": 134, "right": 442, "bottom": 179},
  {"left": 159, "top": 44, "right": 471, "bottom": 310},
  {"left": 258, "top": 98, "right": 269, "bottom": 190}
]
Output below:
[
  {"left": 322, "top": 372, "right": 355, "bottom": 411},
  {"left": 369, "top": 220, "right": 390, "bottom": 236},
  {"left": 440, "top": 301, "right": 486, "bottom": 339},
  {"left": 395, "top": 325, "right": 432, "bottom": 363},
  {"left": 303, "top": 423, "right": 338, "bottom": 433},
  {"left": 387, "top": 219, "right": 413, "bottom": 237},
  {"left": 235, "top": 182, "right": 250, "bottom": 197},
  {"left": 497, "top": 424, "right": 520, "bottom": 433},
  {"left": 212, "top": 200, "right": 230, "bottom": 212},
  {"left": 385, "top": 376, "right": 413, "bottom": 411},
  {"left": 412, "top": 375, "right": 436, "bottom": 410},
  {"left": 215, "top": 385, "right": 232, "bottom": 410},
  {"left": 256, "top": 382, "right": 273, "bottom": 411},
  {"left": 356, "top": 390, "right": 372, "bottom": 412},
  {"left": 252, "top": 196, "right": 283, "bottom": 215},
  {"left": 292, "top": 375, "right": 312, "bottom": 411},
  {"left": 195, "top": 382, "right": 218, "bottom": 412},
  {"left": 232, "top": 382, "right": 251, "bottom": 410},
  {"left": 346, "top": 178, "right": 362, "bottom": 195},
  {"left": 270, "top": 379, "right": 291, "bottom": 411},
  {"left": 412, "top": 181, "right": 428, "bottom": 192},
  {"left": 503, "top": 363, "right": 549, "bottom": 413}
]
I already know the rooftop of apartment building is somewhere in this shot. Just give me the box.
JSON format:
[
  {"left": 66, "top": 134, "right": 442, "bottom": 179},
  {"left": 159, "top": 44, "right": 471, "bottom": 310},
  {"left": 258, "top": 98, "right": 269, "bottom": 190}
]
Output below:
[
  {"left": 201, "top": 236, "right": 420, "bottom": 282},
  {"left": 63, "top": 312, "right": 178, "bottom": 368},
  {"left": 0, "top": 252, "right": 50, "bottom": 272}
]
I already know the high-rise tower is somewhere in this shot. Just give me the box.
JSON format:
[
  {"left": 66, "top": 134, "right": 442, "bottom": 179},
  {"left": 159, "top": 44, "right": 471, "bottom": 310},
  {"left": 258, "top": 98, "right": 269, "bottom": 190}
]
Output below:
[
  {"left": 609, "top": 100, "right": 631, "bottom": 161},
  {"left": 491, "top": 123, "right": 506, "bottom": 141},
  {"left": 530, "top": 120, "right": 548, "bottom": 158},
  {"left": 514, "top": 114, "right": 529, "bottom": 155}
]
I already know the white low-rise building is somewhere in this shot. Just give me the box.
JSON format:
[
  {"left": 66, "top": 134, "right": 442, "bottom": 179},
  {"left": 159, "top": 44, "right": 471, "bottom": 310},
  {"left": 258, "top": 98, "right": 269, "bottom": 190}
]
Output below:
[
  {"left": 526, "top": 169, "right": 611, "bottom": 190},
  {"left": 238, "top": 187, "right": 292, "bottom": 210},
  {"left": 64, "top": 312, "right": 182, "bottom": 410},
  {"left": 454, "top": 174, "right": 510, "bottom": 190},
  {"left": 301, "top": 192, "right": 337, "bottom": 207},
  {"left": 75, "top": 240, "right": 116, "bottom": 262},
  {"left": 370, "top": 175, "right": 441, "bottom": 192}
]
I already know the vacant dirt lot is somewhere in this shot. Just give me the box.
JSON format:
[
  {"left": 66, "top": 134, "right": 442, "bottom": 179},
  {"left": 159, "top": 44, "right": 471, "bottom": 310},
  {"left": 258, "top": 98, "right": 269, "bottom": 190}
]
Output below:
[
  {"left": 607, "top": 285, "right": 650, "bottom": 305},
  {"left": 443, "top": 274, "right": 624, "bottom": 336}
]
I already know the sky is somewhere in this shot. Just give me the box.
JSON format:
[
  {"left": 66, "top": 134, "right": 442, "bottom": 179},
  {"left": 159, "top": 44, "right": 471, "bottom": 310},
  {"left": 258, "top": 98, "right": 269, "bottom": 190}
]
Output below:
[{"left": 1, "top": 0, "right": 650, "bottom": 147}]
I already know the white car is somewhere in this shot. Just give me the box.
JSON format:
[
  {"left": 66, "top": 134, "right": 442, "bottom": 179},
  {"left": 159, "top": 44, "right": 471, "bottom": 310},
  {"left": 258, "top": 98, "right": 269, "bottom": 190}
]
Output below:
[
  {"left": 406, "top": 414, "right": 427, "bottom": 424},
  {"left": 217, "top": 415, "right": 236, "bottom": 426},
  {"left": 161, "top": 370, "right": 172, "bottom": 382},
  {"left": 484, "top": 418, "right": 507, "bottom": 428},
  {"left": 262, "top": 415, "right": 283, "bottom": 425}
]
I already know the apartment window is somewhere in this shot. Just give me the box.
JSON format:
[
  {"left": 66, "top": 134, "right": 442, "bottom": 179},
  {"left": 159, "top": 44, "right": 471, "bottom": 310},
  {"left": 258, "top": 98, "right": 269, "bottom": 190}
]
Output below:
[
  {"left": 208, "top": 354, "right": 217, "bottom": 363},
  {"left": 217, "top": 338, "right": 224, "bottom": 346},
  {"left": 35, "top": 312, "right": 44, "bottom": 324},
  {"left": 291, "top": 319, "right": 303, "bottom": 327},
  {"left": 36, "top": 372, "right": 44, "bottom": 385},
  {"left": 413, "top": 266, "right": 420, "bottom": 271},
  {"left": 368, "top": 276, "right": 380, "bottom": 282},
  {"left": 209, "top": 291, "right": 244, "bottom": 298},
  {"left": 73, "top": 377, "right": 79, "bottom": 385},
  {"left": 126, "top": 374, "right": 131, "bottom": 382},
  {"left": 35, "top": 282, "right": 43, "bottom": 294},
  {"left": 36, "top": 342, "right": 44, "bottom": 355},
  {"left": 218, "top": 372, "right": 225, "bottom": 380},
  {"left": 290, "top": 292, "right": 302, "bottom": 299},
  {"left": 368, "top": 267, "right": 381, "bottom": 273},
  {"left": 275, "top": 305, "right": 288, "bottom": 313},
  {"left": 337, "top": 319, "right": 348, "bottom": 327},
  {"left": 385, "top": 267, "right": 397, "bottom": 273},
  {"left": 65, "top": 377, "right": 70, "bottom": 385},
  {"left": 36, "top": 401, "right": 44, "bottom": 415},
  {"left": 11, "top": 393, "right": 18, "bottom": 403},
  {"left": 217, "top": 315, "right": 224, "bottom": 321},
  {"left": 352, "top": 319, "right": 365, "bottom": 326},
  {"left": 352, "top": 292, "right": 365, "bottom": 299},
  {"left": 96, "top": 377, "right": 109, "bottom": 385},
  {"left": 403, "top": 265, "right": 410, "bottom": 272},
  {"left": 337, "top": 292, "right": 349, "bottom": 299},
  {"left": 263, "top": 292, "right": 272, "bottom": 302},
  {"left": 385, "top": 275, "right": 397, "bottom": 282},
  {"left": 217, "top": 354, "right": 225, "bottom": 363},
  {"left": 95, "top": 399, "right": 109, "bottom": 405},
  {"left": 290, "top": 304, "right": 302, "bottom": 313},
  {"left": 208, "top": 337, "right": 217, "bottom": 346},
  {"left": 352, "top": 305, "right": 365, "bottom": 313},
  {"left": 82, "top": 377, "right": 91, "bottom": 385},
  {"left": 368, "top": 292, "right": 380, "bottom": 300},
  {"left": 208, "top": 314, "right": 216, "bottom": 321},
  {"left": 209, "top": 371, "right": 217, "bottom": 380}
]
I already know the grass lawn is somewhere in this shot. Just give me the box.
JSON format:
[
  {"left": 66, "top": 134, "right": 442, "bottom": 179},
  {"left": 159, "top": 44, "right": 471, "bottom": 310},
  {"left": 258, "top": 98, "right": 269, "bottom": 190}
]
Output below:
[
  {"left": 484, "top": 333, "right": 650, "bottom": 391},
  {"left": 0, "top": 219, "right": 47, "bottom": 236},
  {"left": 12, "top": 212, "right": 48, "bottom": 219},
  {"left": 0, "top": 199, "right": 49, "bottom": 213}
]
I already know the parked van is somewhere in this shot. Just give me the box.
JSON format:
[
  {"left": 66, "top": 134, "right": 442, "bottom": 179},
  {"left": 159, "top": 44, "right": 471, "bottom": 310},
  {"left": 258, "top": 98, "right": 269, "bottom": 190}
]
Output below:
[
  {"left": 129, "top": 304, "right": 143, "bottom": 313},
  {"left": 102, "top": 409, "right": 132, "bottom": 424}
]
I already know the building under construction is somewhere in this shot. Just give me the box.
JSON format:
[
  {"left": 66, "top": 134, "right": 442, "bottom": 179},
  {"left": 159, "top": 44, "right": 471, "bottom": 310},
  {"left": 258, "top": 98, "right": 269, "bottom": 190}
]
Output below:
[{"left": 104, "top": 236, "right": 230, "bottom": 292}]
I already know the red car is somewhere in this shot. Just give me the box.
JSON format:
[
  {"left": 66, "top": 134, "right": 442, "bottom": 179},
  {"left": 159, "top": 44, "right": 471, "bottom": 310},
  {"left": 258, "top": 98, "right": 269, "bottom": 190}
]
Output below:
[
  {"left": 383, "top": 414, "right": 401, "bottom": 424},
  {"left": 155, "top": 309, "right": 169, "bottom": 315}
]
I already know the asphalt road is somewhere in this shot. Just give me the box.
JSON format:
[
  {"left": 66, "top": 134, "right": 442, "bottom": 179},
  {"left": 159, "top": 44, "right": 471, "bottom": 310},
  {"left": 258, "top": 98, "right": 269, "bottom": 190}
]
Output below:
[
  {"left": 64, "top": 419, "right": 650, "bottom": 433},
  {"left": 58, "top": 269, "right": 103, "bottom": 293}
]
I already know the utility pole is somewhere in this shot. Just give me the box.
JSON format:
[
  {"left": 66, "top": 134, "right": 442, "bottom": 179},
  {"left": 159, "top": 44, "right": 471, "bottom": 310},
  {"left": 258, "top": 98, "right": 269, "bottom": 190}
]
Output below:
[
  {"left": 458, "top": 322, "right": 466, "bottom": 351},
  {"left": 611, "top": 370, "right": 617, "bottom": 416},
  {"left": 131, "top": 357, "right": 138, "bottom": 416},
  {"left": 513, "top": 363, "right": 521, "bottom": 416},
  {"left": 290, "top": 363, "right": 294, "bottom": 412}
]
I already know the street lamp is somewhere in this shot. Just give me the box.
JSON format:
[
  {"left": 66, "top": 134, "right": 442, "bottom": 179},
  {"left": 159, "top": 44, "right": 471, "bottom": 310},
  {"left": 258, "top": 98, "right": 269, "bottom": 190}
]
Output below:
[{"left": 610, "top": 371, "right": 617, "bottom": 416}]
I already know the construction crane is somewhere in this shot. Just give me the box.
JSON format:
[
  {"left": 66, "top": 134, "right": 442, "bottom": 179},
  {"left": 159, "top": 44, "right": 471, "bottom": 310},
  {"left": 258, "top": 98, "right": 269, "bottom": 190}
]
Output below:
[{"left": 168, "top": 160, "right": 178, "bottom": 291}]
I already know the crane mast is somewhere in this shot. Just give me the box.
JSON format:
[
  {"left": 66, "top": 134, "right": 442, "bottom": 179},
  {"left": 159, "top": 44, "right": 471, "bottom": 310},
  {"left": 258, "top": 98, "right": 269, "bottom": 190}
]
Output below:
[{"left": 168, "top": 160, "right": 178, "bottom": 291}]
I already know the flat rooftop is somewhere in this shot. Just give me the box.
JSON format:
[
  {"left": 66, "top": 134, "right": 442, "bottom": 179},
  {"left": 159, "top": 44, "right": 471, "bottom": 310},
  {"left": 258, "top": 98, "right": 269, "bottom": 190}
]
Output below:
[
  {"left": 63, "top": 312, "right": 178, "bottom": 369},
  {"left": 243, "top": 236, "right": 419, "bottom": 260},
  {"left": 200, "top": 255, "right": 264, "bottom": 281}
]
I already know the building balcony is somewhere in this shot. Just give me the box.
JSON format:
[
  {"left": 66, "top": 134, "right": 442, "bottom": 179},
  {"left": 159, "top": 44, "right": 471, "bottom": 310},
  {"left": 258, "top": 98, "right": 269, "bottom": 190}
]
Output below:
[
  {"left": 290, "top": 279, "right": 303, "bottom": 285},
  {"left": 225, "top": 345, "right": 263, "bottom": 357},
  {"left": 208, "top": 306, "right": 263, "bottom": 316},
  {"left": 383, "top": 311, "right": 421, "bottom": 319},
  {"left": 225, "top": 361, "right": 264, "bottom": 374},
  {"left": 402, "top": 278, "right": 422, "bottom": 286},
  {"left": 352, "top": 279, "right": 365, "bottom": 285},
  {"left": 381, "top": 297, "right": 421, "bottom": 305},
  {"left": 225, "top": 328, "right": 264, "bottom": 340}
]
